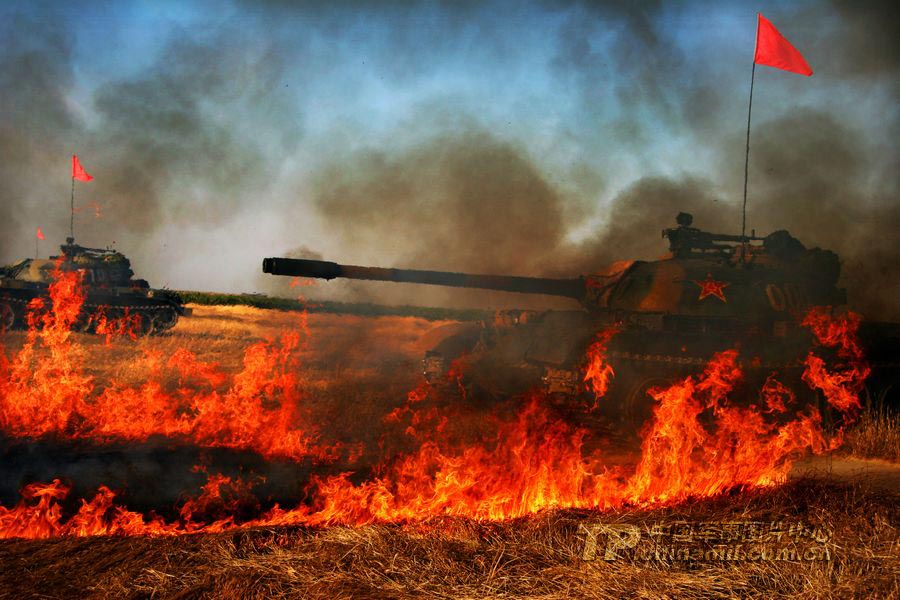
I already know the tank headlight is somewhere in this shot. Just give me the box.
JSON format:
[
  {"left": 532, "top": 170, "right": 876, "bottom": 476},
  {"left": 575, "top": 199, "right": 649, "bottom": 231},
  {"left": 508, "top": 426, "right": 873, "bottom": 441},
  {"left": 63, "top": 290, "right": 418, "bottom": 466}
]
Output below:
[{"left": 147, "top": 290, "right": 154, "bottom": 298}]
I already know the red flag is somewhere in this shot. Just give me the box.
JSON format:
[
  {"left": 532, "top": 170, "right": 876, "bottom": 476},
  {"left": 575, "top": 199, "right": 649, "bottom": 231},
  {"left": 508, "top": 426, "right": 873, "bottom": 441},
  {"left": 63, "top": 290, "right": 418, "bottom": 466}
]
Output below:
[
  {"left": 72, "top": 154, "right": 93, "bottom": 182},
  {"left": 754, "top": 14, "right": 813, "bottom": 76},
  {"left": 36, "top": 227, "right": 45, "bottom": 240}
]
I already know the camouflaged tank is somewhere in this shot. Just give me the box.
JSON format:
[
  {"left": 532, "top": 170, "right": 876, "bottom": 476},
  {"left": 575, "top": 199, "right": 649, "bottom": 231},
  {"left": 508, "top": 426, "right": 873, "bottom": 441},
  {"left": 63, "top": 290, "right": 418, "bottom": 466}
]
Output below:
[
  {"left": 0, "top": 238, "right": 189, "bottom": 335},
  {"left": 262, "top": 213, "right": 899, "bottom": 418}
]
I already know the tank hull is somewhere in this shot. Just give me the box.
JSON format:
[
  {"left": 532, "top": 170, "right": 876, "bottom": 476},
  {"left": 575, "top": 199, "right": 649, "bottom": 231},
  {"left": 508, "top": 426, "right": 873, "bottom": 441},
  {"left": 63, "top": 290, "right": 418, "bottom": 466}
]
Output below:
[
  {"left": 0, "top": 278, "right": 188, "bottom": 335},
  {"left": 424, "top": 308, "right": 899, "bottom": 418}
]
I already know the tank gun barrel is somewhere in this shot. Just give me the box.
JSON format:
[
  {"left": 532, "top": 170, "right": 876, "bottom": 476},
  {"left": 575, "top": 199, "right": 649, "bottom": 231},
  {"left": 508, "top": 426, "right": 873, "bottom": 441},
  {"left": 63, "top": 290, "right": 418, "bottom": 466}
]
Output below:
[{"left": 262, "top": 257, "right": 586, "bottom": 300}]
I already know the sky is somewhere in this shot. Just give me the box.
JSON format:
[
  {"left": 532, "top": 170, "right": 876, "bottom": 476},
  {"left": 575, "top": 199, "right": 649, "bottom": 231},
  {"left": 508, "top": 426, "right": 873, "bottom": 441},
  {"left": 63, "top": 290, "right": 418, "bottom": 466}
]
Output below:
[{"left": 1, "top": 0, "right": 898, "bottom": 316}]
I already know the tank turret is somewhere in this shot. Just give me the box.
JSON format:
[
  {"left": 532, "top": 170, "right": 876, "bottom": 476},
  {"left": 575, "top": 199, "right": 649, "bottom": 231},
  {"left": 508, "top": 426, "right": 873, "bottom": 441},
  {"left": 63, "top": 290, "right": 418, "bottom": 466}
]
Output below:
[{"left": 264, "top": 213, "right": 846, "bottom": 324}]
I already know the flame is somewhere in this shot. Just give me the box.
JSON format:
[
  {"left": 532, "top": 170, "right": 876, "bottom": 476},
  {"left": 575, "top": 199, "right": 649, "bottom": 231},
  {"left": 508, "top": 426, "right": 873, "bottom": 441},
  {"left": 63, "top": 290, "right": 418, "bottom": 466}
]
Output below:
[
  {"left": 801, "top": 307, "right": 869, "bottom": 415},
  {"left": 0, "top": 269, "right": 92, "bottom": 436},
  {"left": 0, "top": 266, "right": 327, "bottom": 462},
  {"left": 91, "top": 306, "right": 143, "bottom": 342},
  {"left": 628, "top": 351, "right": 830, "bottom": 501},
  {"left": 0, "top": 273, "right": 872, "bottom": 538},
  {"left": 289, "top": 277, "right": 317, "bottom": 288},
  {"left": 583, "top": 325, "right": 619, "bottom": 405},
  {"left": 0, "top": 479, "right": 176, "bottom": 539}
]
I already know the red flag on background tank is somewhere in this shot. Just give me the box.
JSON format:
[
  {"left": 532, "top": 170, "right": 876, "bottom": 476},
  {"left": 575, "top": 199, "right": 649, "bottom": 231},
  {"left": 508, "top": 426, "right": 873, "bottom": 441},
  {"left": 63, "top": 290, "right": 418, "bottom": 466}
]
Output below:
[
  {"left": 36, "top": 227, "right": 45, "bottom": 240},
  {"left": 754, "top": 13, "right": 813, "bottom": 76},
  {"left": 72, "top": 155, "right": 93, "bottom": 182}
]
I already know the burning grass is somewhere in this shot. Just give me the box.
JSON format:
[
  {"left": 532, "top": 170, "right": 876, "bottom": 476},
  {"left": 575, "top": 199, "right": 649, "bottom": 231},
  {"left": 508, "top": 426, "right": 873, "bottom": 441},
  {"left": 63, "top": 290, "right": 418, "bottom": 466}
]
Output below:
[
  {"left": 0, "top": 303, "right": 445, "bottom": 388},
  {"left": 0, "top": 301, "right": 448, "bottom": 461},
  {"left": 0, "top": 270, "right": 895, "bottom": 596},
  {"left": 0, "top": 300, "right": 876, "bottom": 535},
  {"left": 0, "top": 478, "right": 895, "bottom": 599}
]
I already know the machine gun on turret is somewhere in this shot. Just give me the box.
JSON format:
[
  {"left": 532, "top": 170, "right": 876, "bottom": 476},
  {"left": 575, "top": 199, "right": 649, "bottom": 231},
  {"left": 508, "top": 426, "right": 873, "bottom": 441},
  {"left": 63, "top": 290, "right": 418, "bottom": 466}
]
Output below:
[{"left": 663, "top": 212, "right": 765, "bottom": 258}]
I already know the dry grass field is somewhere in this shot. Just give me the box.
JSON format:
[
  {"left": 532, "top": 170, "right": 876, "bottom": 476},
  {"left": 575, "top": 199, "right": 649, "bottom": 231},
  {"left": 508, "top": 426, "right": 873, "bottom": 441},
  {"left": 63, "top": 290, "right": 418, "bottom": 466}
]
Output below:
[
  {"left": 0, "top": 304, "right": 897, "bottom": 598},
  {"left": 0, "top": 478, "right": 896, "bottom": 599},
  {"left": 843, "top": 396, "right": 900, "bottom": 463},
  {"left": 1, "top": 304, "right": 460, "bottom": 458}
]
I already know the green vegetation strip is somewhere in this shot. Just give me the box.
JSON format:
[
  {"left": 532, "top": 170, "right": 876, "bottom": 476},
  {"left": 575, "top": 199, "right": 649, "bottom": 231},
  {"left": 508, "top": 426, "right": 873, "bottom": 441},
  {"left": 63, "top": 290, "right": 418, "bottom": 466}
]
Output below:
[{"left": 177, "top": 290, "right": 489, "bottom": 322}]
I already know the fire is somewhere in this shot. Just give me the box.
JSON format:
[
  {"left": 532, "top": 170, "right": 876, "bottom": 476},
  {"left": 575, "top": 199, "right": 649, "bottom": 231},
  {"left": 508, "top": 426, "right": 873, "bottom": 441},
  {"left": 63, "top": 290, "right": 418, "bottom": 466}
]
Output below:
[
  {"left": 0, "top": 476, "right": 254, "bottom": 539},
  {"left": 284, "top": 342, "right": 852, "bottom": 524},
  {"left": 0, "top": 266, "right": 326, "bottom": 462},
  {"left": 303, "top": 397, "right": 605, "bottom": 524},
  {"left": 583, "top": 325, "right": 619, "bottom": 406},
  {"left": 0, "top": 269, "right": 92, "bottom": 436},
  {"left": 628, "top": 351, "right": 829, "bottom": 501},
  {"left": 91, "top": 307, "right": 143, "bottom": 343},
  {"left": 289, "top": 277, "right": 317, "bottom": 288},
  {"left": 801, "top": 307, "right": 869, "bottom": 415},
  {"left": 0, "top": 479, "right": 177, "bottom": 539},
  {"left": 0, "top": 271, "right": 872, "bottom": 538}
]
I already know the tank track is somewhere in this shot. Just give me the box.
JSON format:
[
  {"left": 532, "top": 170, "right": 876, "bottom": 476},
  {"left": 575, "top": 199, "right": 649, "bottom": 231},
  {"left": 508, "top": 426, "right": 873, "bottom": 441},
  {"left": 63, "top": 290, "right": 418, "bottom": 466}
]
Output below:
[
  {"left": 0, "top": 295, "right": 181, "bottom": 335},
  {"left": 607, "top": 350, "right": 899, "bottom": 370},
  {"left": 608, "top": 350, "right": 798, "bottom": 369},
  {"left": 426, "top": 346, "right": 899, "bottom": 396}
]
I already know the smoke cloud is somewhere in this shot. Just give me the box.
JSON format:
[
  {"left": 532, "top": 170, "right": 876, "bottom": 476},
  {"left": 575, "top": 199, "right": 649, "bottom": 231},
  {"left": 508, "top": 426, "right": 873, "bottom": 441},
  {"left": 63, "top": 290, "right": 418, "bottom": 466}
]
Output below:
[
  {"left": 0, "top": 13, "right": 77, "bottom": 258},
  {"left": 0, "top": 0, "right": 896, "bottom": 318}
]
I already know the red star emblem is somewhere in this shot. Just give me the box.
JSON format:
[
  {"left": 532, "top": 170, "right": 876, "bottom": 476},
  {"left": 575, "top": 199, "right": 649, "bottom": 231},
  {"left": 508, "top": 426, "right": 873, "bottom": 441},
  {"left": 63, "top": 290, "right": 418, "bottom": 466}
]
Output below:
[{"left": 693, "top": 273, "right": 729, "bottom": 302}]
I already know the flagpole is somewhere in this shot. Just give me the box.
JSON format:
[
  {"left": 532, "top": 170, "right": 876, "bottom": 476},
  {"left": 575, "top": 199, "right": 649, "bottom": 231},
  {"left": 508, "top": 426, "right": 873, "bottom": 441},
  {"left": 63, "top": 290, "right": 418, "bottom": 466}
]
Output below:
[
  {"left": 741, "top": 62, "right": 756, "bottom": 243},
  {"left": 70, "top": 175, "right": 75, "bottom": 242},
  {"left": 742, "top": 15, "right": 760, "bottom": 244}
]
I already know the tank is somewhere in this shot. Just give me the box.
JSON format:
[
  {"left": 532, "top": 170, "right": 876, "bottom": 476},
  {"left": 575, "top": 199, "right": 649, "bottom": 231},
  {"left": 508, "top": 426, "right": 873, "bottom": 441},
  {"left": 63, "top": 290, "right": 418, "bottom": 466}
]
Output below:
[
  {"left": 262, "top": 213, "right": 899, "bottom": 418},
  {"left": 0, "top": 238, "right": 189, "bottom": 335}
]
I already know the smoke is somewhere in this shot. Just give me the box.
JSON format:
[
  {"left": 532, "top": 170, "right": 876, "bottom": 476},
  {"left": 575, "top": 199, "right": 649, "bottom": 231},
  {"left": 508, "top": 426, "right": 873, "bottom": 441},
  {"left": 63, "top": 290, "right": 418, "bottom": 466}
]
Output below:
[
  {"left": 294, "top": 0, "right": 899, "bottom": 318},
  {"left": 563, "top": 176, "right": 732, "bottom": 271},
  {"left": 303, "top": 107, "right": 898, "bottom": 316},
  {"left": 88, "top": 28, "right": 298, "bottom": 236},
  {"left": 0, "top": 10, "right": 298, "bottom": 283},
  {"left": 0, "top": 1, "right": 896, "bottom": 317},
  {"left": 303, "top": 129, "right": 733, "bottom": 309},
  {"left": 314, "top": 131, "right": 566, "bottom": 271},
  {"left": 300, "top": 131, "right": 732, "bottom": 309},
  {"left": 804, "top": 0, "right": 900, "bottom": 78},
  {"left": 722, "top": 109, "right": 900, "bottom": 318},
  {"left": 295, "top": 128, "right": 572, "bottom": 308},
  {"left": 0, "top": 13, "right": 77, "bottom": 258}
]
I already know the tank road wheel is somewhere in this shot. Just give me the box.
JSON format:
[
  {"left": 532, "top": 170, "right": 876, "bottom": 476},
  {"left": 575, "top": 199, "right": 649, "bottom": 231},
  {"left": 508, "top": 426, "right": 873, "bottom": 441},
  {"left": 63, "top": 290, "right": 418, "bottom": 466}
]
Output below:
[
  {"left": 613, "top": 362, "right": 691, "bottom": 427},
  {"left": 152, "top": 306, "right": 179, "bottom": 333},
  {"left": 109, "top": 307, "right": 126, "bottom": 323},
  {"left": 73, "top": 308, "right": 97, "bottom": 333},
  {"left": 0, "top": 302, "right": 15, "bottom": 332},
  {"left": 73, "top": 316, "right": 93, "bottom": 333},
  {"left": 621, "top": 376, "right": 672, "bottom": 426},
  {"left": 134, "top": 311, "right": 156, "bottom": 337}
]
